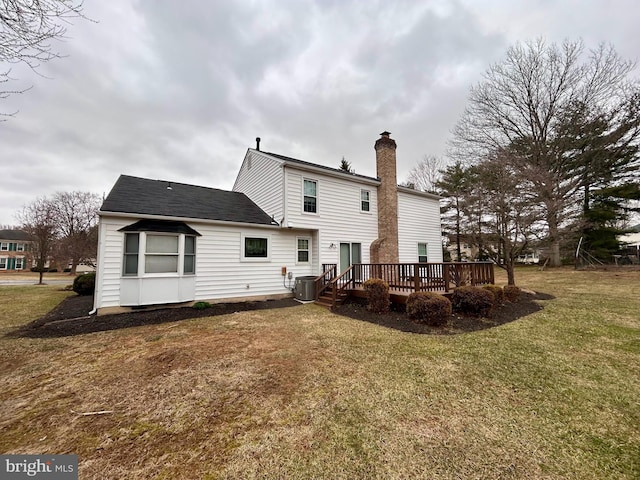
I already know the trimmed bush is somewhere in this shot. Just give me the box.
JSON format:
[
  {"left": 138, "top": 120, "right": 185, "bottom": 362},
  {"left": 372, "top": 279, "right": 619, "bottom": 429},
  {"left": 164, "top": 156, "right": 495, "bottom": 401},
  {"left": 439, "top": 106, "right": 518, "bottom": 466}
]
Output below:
[
  {"left": 193, "top": 301, "right": 212, "bottom": 310},
  {"left": 406, "top": 292, "right": 451, "bottom": 326},
  {"left": 483, "top": 285, "right": 504, "bottom": 306},
  {"left": 451, "top": 286, "right": 494, "bottom": 317},
  {"left": 73, "top": 272, "right": 96, "bottom": 296},
  {"left": 503, "top": 285, "right": 522, "bottom": 302},
  {"left": 363, "top": 278, "right": 390, "bottom": 314}
]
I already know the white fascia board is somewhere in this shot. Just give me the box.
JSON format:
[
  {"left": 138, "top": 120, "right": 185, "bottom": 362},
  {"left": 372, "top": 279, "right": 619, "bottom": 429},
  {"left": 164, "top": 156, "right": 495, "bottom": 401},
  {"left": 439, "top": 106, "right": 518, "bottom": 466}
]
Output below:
[
  {"left": 397, "top": 185, "right": 442, "bottom": 200},
  {"left": 97, "top": 211, "right": 281, "bottom": 230}
]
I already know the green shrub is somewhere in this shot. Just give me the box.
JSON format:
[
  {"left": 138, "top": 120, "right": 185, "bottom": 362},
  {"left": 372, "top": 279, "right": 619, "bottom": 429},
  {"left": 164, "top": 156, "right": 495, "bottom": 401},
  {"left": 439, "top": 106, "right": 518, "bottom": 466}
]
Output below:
[
  {"left": 406, "top": 292, "right": 451, "bottom": 326},
  {"left": 483, "top": 285, "right": 504, "bottom": 306},
  {"left": 193, "top": 301, "right": 212, "bottom": 310},
  {"left": 72, "top": 272, "right": 96, "bottom": 296},
  {"left": 503, "top": 285, "right": 522, "bottom": 302},
  {"left": 363, "top": 278, "right": 390, "bottom": 314},
  {"left": 451, "top": 286, "right": 494, "bottom": 317}
]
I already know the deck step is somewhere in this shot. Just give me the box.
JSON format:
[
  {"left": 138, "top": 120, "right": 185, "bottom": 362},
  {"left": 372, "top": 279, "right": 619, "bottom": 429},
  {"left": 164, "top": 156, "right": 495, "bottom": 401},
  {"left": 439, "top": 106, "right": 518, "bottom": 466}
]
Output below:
[{"left": 315, "top": 291, "right": 350, "bottom": 308}]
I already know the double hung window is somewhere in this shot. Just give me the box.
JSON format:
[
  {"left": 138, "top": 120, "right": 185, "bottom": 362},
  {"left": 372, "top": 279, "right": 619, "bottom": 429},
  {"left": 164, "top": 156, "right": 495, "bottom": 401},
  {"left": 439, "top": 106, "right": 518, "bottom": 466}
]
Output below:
[
  {"left": 297, "top": 238, "right": 310, "bottom": 263},
  {"left": 418, "top": 243, "right": 428, "bottom": 263},
  {"left": 361, "top": 190, "right": 370, "bottom": 212},
  {"left": 303, "top": 179, "right": 317, "bottom": 213}
]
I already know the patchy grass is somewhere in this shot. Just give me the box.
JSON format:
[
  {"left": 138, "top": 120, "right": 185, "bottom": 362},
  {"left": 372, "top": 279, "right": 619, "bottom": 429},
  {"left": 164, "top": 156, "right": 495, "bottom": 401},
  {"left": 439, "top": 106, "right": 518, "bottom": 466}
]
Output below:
[{"left": 1, "top": 269, "right": 639, "bottom": 479}]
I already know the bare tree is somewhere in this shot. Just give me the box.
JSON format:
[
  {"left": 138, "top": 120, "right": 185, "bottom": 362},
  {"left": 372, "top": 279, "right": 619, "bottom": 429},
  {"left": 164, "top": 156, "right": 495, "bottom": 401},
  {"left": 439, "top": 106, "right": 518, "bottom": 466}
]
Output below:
[
  {"left": 1, "top": 0, "right": 86, "bottom": 115},
  {"left": 451, "top": 39, "right": 640, "bottom": 266},
  {"left": 17, "top": 196, "right": 57, "bottom": 284},
  {"left": 471, "top": 152, "right": 542, "bottom": 285},
  {"left": 52, "top": 191, "right": 100, "bottom": 274},
  {"left": 405, "top": 155, "right": 445, "bottom": 193}
]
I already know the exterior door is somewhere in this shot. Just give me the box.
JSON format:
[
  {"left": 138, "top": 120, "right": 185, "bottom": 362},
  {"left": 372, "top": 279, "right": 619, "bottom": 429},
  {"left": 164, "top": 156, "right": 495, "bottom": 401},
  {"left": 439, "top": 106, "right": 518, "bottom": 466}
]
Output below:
[{"left": 339, "top": 242, "right": 362, "bottom": 272}]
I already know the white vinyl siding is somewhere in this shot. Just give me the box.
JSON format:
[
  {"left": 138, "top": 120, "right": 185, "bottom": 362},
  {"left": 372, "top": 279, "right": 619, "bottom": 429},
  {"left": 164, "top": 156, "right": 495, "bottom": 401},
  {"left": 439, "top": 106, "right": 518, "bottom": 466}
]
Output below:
[
  {"left": 95, "top": 216, "right": 314, "bottom": 310},
  {"left": 398, "top": 190, "right": 443, "bottom": 263},
  {"left": 284, "top": 168, "right": 378, "bottom": 269},
  {"left": 232, "top": 150, "right": 284, "bottom": 222}
]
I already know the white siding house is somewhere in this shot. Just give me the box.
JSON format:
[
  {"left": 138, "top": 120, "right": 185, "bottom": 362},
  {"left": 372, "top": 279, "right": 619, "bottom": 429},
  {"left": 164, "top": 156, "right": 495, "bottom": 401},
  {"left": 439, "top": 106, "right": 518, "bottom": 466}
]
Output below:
[{"left": 93, "top": 132, "right": 443, "bottom": 314}]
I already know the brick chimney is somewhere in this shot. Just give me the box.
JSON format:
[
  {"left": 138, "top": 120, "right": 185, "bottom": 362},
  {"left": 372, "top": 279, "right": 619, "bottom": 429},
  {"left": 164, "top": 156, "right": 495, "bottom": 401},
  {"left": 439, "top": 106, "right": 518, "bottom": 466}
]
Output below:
[{"left": 370, "top": 131, "right": 399, "bottom": 264}]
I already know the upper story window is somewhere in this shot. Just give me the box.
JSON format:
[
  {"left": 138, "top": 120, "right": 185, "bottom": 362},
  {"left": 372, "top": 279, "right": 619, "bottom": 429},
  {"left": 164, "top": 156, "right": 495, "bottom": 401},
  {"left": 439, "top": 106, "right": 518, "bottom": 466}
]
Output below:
[
  {"left": 0, "top": 243, "right": 7, "bottom": 251},
  {"left": 16, "top": 243, "right": 24, "bottom": 252},
  {"left": 361, "top": 189, "right": 370, "bottom": 212},
  {"left": 303, "top": 179, "right": 317, "bottom": 213},
  {"left": 297, "top": 237, "right": 310, "bottom": 263},
  {"left": 418, "top": 243, "right": 428, "bottom": 263}
]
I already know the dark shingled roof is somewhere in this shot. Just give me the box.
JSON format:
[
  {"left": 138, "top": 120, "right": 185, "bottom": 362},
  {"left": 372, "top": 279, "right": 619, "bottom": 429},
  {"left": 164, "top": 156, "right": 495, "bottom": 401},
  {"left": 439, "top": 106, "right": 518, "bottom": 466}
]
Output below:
[
  {"left": 261, "top": 151, "right": 380, "bottom": 183},
  {"left": 0, "top": 230, "right": 31, "bottom": 241},
  {"left": 101, "top": 175, "right": 278, "bottom": 226}
]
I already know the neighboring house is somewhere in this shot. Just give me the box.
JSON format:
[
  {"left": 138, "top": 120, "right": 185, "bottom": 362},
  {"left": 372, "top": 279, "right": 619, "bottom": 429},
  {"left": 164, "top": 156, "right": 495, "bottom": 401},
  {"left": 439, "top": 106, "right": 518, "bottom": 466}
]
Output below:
[
  {"left": 0, "top": 230, "right": 33, "bottom": 271},
  {"left": 93, "top": 132, "right": 442, "bottom": 314}
]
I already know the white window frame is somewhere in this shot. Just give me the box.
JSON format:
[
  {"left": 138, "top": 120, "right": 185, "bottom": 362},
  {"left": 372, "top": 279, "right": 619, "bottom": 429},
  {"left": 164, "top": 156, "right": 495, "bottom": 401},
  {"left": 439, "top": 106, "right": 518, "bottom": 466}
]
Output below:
[
  {"left": 296, "top": 236, "right": 311, "bottom": 265},
  {"left": 15, "top": 257, "right": 24, "bottom": 270},
  {"left": 122, "top": 232, "right": 196, "bottom": 277},
  {"left": 0, "top": 243, "right": 7, "bottom": 251},
  {"left": 16, "top": 243, "right": 24, "bottom": 252},
  {"left": 0, "top": 257, "right": 6, "bottom": 269},
  {"left": 144, "top": 233, "right": 181, "bottom": 275},
  {"left": 418, "top": 242, "right": 428, "bottom": 263},
  {"left": 302, "top": 178, "right": 318, "bottom": 214},
  {"left": 360, "top": 189, "right": 371, "bottom": 212},
  {"left": 241, "top": 234, "right": 271, "bottom": 262}
]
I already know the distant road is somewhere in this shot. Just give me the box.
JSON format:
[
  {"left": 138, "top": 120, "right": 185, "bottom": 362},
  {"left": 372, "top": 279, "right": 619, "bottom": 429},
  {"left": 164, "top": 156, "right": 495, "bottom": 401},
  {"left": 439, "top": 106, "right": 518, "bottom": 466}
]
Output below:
[{"left": 0, "top": 279, "right": 72, "bottom": 286}]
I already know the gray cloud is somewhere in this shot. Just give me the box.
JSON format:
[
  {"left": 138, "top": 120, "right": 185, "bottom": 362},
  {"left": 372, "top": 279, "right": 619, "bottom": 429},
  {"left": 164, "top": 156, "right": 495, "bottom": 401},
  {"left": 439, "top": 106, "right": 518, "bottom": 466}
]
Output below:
[{"left": 1, "top": 0, "right": 638, "bottom": 225}]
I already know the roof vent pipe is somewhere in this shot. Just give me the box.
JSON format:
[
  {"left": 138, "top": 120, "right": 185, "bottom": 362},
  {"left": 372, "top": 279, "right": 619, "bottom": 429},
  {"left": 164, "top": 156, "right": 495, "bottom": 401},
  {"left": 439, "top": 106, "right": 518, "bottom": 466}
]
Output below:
[{"left": 256, "top": 137, "right": 261, "bottom": 151}]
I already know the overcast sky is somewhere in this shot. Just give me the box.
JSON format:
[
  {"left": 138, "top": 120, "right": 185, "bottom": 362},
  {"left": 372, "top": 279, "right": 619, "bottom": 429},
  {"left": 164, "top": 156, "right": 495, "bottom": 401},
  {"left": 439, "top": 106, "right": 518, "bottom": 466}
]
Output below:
[{"left": 2, "top": 0, "right": 639, "bottom": 226}]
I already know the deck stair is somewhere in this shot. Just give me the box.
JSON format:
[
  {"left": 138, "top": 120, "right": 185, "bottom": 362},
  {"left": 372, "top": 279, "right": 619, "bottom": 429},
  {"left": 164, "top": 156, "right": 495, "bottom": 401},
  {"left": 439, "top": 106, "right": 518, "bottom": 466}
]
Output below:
[{"left": 315, "top": 285, "right": 349, "bottom": 308}]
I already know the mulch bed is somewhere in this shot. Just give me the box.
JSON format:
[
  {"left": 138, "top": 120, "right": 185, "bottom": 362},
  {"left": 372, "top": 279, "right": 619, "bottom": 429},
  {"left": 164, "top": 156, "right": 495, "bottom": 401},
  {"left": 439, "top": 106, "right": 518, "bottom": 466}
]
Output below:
[
  {"left": 334, "top": 291, "right": 555, "bottom": 335},
  {"left": 12, "top": 296, "right": 300, "bottom": 338},
  {"left": 10, "top": 290, "right": 554, "bottom": 339}
]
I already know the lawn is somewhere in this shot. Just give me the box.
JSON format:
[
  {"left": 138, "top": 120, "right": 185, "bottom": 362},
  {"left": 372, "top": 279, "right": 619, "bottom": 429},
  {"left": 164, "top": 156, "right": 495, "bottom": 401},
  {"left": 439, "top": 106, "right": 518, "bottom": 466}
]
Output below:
[{"left": 0, "top": 268, "right": 638, "bottom": 479}]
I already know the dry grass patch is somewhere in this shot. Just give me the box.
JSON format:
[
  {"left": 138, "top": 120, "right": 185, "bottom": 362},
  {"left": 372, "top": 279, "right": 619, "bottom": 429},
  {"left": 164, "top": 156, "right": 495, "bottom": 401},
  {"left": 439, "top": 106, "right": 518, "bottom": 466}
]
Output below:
[{"left": 1, "top": 270, "right": 639, "bottom": 479}]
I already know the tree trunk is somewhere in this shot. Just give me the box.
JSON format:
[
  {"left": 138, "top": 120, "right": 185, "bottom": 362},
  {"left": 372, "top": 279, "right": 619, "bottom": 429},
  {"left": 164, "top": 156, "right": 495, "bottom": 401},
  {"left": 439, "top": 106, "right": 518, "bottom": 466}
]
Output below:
[
  {"left": 547, "top": 214, "right": 562, "bottom": 267},
  {"left": 506, "top": 261, "right": 516, "bottom": 286},
  {"left": 38, "top": 269, "right": 44, "bottom": 285}
]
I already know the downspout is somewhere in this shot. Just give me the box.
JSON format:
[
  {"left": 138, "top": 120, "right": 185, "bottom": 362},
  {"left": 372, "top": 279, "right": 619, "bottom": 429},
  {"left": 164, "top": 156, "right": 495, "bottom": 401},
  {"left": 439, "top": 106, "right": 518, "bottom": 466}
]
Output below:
[
  {"left": 89, "top": 218, "right": 104, "bottom": 315},
  {"left": 281, "top": 163, "right": 287, "bottom": 227}
]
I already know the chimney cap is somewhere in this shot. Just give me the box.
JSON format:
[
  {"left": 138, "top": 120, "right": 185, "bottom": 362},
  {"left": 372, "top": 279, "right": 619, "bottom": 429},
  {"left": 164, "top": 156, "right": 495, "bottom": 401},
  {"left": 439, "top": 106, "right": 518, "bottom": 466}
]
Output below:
[
  {"left": 255, "top": 137, "right": 261, "bottom": 151},
  {"left": 380, "top": 131, "right": 391, "bottom": 137}
]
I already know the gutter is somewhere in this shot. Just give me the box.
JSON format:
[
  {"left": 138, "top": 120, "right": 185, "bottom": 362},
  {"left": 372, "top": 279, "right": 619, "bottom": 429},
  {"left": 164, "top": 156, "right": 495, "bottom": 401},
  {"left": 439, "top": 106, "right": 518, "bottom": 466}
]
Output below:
[{"left": 97, "top": 211, "right": 281, "bottom": 230}]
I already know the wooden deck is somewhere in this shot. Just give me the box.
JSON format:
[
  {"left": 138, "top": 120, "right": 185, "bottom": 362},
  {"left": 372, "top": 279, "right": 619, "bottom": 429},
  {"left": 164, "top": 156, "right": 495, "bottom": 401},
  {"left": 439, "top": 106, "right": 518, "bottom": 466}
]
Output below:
[
  {"left": 349, "top": 286, "right": 449, "bottom": 304},
  {"left": 315, "top": 262, "right": 495, "bottom": 308}
]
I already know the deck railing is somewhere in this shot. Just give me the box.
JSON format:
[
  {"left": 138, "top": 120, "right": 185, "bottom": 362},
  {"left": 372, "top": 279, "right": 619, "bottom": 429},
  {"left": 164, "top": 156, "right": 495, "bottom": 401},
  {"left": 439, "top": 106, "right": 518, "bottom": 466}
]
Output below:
[
  {"left": 315, "top": 264, "right": 337, "bottom": 300},
  {"left": 353, "top": 262, "right": 494, "bottom": 293},
  {"left": 315, "top": 262, "right": 495, "bottom": 307}
]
